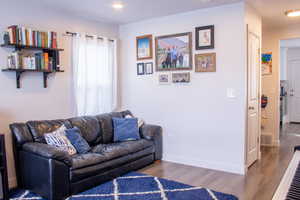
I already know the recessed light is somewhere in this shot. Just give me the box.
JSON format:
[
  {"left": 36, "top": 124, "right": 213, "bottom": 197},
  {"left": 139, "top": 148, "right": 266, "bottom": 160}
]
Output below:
[
  {"left": 112, "top": 2, "right": 124, "bottom": 10},
  {"left": 285, "top": 10, "right": 300, "bottom": 17}
]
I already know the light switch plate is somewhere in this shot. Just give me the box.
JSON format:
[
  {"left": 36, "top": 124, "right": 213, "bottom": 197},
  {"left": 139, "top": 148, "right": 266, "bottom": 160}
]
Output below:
[{"left": 227, "top": 88, "right": 236, "bottom": 98}]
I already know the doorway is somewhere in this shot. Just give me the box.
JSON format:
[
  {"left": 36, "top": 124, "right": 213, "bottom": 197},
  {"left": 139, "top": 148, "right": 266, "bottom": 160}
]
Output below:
[{"left": 279, "top": 39, "right": 300, "bottom": 137}]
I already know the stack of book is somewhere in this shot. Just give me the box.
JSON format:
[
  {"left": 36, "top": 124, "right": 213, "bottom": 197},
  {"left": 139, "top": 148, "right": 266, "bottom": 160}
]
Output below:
[
  {"left": 7, "top": 25, "right": 58, "bottom": 49},
  {"left": 7, "top": 52, "right": 54, "bottom": 71}
]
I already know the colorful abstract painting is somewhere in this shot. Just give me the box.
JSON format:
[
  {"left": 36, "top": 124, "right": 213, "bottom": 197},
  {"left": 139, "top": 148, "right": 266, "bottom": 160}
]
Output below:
[{"left": 262, "top": 53, "right": 272, "bottom": 75}]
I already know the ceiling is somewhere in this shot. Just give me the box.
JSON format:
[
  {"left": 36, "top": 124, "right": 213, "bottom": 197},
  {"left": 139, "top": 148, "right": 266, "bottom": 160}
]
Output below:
[
  {"left": 30, "top": 0, "right": 300, "bottom": 28},
  {"left": 247, "top": 0, "right": 300, "bottom": 29},
  {"left": 35, "top": 0, "right": 241, "bottom": 25}
]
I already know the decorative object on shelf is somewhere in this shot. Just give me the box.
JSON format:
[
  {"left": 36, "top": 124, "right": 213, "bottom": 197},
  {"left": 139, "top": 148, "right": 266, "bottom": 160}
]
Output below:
[
  {"left": 137, "top": 63, "right": 145, "bottom": 75},
  {"left": 1, "top": 25, "right": 64, "bottom": 89},
  {"left": 0, "top": 134, "right": 9, "bottom": 200},
  {"left": 3, "top": 32, "right": 9, "bottom": 45},
  {"left": 145, "top": 62, "right": 153, "bottom": 75},
  {"left": 262, "top": 52, "right": 272, "bottom": 75},
  {"left": 136, "top": 35, "right": 153, "bottom": 60},
  {"left": 195, "top": 25, "right": 214, "bottom": 50},
  {"left": 155, "top": 32, "right": 192, "bottom": 71},
  {"left": 158, "top": 73, "right": 171, "bottom": 85},
  {"left": 195, "top": 53, "right": 216, "bottom": 72},
  {"left": 172, "top": 72, "right": 190, "bottom": 83}
]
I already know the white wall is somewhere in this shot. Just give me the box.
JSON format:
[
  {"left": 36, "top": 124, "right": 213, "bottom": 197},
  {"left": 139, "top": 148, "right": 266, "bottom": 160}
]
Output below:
[
  {"left": 119, "top": 3, "right": 248, "bottom": 174},
  {"left": 0, "top": 0, "right": 119, "bottom": 187}
]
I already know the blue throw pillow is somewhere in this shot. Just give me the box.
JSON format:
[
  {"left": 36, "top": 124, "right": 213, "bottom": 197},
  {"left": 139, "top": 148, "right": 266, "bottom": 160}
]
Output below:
[
  {"left": 112, "top": 117, "right": 140, "bottom": 142},
  {"left": 65, "top": 127, "right": 91, "bottom": 154}
]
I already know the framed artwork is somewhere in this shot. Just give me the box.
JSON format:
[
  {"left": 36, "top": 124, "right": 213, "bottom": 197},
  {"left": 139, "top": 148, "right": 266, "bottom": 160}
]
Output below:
[
  {"left": 137, "top": 63, "right": 145, "bottom": 75},
  {"left": 172, "top": 72, "right": 190, "bottom": 83},
  {"left": 262, "top": 53, "right": 272, "bottom": 75},
  {"left": 145, "top": 62, "right": 153, "bottom": 75},
  {"left": 195, "top": 53, "right": 216, "bottom": 72},
  {"left": 136, "top": 35, "right": 153, "bottom": 60},
  {"left": 155, "top": 32, "right": 193, "bottom": 71},
  {"left": 158, "top": 73, "right": 171, "bottom": 85},
  {"left": 195, "top": 25, "right": 214, "bottom": 50}
]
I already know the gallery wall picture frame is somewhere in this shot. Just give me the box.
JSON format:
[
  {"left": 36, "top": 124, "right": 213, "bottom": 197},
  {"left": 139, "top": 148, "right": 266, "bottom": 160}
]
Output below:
[
  {"left": 262, "top": 52, "right": 272, "bottom": 75},
  {"left": 145, "top": 62, "right": 153, "bottom": 75},
  {"left": 172, "top": 72, "right": 190, "bottom": 83},
  {"left": 155, "top": 32, "right": 193, "bottom": 71},
  {"left": 158, "top": 73, "right": 171, "bottom": 85},
  {"left": 137, "top": 63, "right": 145, "bottom": 75},
  {"left": 195, "top": 25, "right": 215, "bottom": 50},
  {"left": 195, "top": 53, "right": 216, "bottom": 72},
  {"left": 136, "top": 34, "right": 153, "bottom": 60}
]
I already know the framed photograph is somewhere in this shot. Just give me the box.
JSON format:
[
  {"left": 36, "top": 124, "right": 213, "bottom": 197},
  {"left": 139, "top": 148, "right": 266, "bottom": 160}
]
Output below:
[
  {"left": 172, "top": 72, "right": 190, "bottom": 83},
  {"left": 155, "top": 32, "right": 193, "bottom": 71},
  {"left": 195, "top": 53, "right": 216, "bottom": 72},
  {"left": 195, "top": 25, "right": 214, "bottom": 50},
  {"left": 137, "top": 63, "right": 145, "bottom": 75},
  {"left": 136, "top": 35, "right": 153, "bottom": 60},
  {"left": 145, "top": 62, "right": 153, "bottom": 75},
  {"left": 262, "top": 53, "right": 272, "bottom": 75},
  {"left": 158, "top": 73, "right": 171, "bottom": 85}
]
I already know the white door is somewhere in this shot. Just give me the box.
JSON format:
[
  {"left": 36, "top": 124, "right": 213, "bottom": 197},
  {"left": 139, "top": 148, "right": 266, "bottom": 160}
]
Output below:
[
  {"left": 289, "top": 59, "right": 300, "bottom": 122},
  {"left": 247, "top": 32, "right": 260, "bottom": 167}
]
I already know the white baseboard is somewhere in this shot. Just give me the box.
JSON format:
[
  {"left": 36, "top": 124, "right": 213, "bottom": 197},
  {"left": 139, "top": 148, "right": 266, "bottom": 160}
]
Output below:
[{"left": 162, "top": 154, "right": 245, "bottom": 175}]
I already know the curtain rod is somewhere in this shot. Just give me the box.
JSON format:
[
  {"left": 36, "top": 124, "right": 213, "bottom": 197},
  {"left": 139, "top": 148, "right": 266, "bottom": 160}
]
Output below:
[{"left": 65, "top": 31, "right": 115, "bottom": 42}]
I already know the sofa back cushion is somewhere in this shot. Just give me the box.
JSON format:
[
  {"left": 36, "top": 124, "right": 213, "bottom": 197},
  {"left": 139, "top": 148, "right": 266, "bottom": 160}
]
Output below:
[
  {"left": 68, "top": 116, "right": 102, "bottom": 145},
  {"left": 10, "top": 123, "right": 33, "bottom": 147},
  {"left": 26, "top": 120, "right": 72, "bottom": 143},
  {"left": 95, "top": 112, "right": 123, "bottom": 144}
]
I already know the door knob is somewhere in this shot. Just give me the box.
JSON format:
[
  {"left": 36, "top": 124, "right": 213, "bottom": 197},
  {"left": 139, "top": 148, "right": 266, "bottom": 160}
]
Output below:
[{"left": 249, "top": 106, "right": 255, "bottom": 110}]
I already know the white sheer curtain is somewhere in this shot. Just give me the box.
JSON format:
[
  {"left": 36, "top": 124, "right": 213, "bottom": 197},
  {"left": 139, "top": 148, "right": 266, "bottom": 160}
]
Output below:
[{"left": 72, "top": 34, "right": 117, "bottom": 116}]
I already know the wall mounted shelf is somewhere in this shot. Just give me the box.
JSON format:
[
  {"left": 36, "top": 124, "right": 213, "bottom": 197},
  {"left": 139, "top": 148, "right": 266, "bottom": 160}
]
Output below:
[
  {"left": 0, "top": 44, "right": 64, "bottom": 52},
  {"left": 1, "top": 42, "right": 64, "bottom": 89},
  {"left": 2, "top": 68, "right": 64, "bottom": 88}
]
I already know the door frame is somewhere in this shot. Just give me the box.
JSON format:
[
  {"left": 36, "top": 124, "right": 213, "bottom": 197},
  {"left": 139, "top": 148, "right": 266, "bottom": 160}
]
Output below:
[
  {"left": 287, "top": 53, "right": 300, "bottom": 123},
  {"left": 245, "top": 26, "right": 262, "bottom": 169}
]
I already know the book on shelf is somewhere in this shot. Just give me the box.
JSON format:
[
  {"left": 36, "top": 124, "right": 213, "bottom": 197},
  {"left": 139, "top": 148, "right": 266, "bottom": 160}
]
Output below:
[
  {"left": 6, "top": 51, "right": 56, "bottom": 71},
  {"left": 5, "top": 25, "right": 58, "bottom": 49}
]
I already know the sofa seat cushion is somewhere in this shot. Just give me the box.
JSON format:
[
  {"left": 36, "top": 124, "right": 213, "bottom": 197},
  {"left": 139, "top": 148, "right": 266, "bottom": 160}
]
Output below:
[
  {"left": 71, "top": 139, "right": 153, "bottom": 170},
  {"left": 70, "top": 146, "right": 154, "bottom": 182},
  {"left": 92, "top": 139, "right": 153, "bottom": 159}
]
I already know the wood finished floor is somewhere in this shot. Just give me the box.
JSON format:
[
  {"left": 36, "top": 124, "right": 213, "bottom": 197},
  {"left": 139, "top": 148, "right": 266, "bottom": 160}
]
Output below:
[{"left": 139, "top": 124, "right": 300, "bottom": 200}]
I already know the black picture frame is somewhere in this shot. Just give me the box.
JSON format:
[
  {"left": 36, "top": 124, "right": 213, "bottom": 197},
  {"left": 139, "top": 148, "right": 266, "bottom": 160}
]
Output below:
[
  {"left": 195, "top": 25, "right": 214, "bottom": 50},
  {"left": 137, "top": 63, "right": 145, "bottom": 75},
  {"left": 145, "top": 62, "right": 153, "bottom": 75}
]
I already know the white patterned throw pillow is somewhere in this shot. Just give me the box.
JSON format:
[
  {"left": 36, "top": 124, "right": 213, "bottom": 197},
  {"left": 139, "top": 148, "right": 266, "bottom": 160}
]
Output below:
[
  {"left": 125, "top": 114, "right": 145, "bottom": 128},
  {"left": 44, "top": 125, "right": 77, "bottom": 155}
]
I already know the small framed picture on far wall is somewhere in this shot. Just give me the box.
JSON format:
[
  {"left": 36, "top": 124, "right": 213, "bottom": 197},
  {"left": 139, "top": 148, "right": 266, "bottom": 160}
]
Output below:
[
  {"left": 195, "top": 25, "right": 214, "bottom": 50},
  {"left": 145, "top": 62, "right": 153, "bottom": 75},
  {"left": 136, "top": 35, "right": 153, "bottom": 60},
  {"left": 137, "top": 63, "right": 145, "bottom": 75}
]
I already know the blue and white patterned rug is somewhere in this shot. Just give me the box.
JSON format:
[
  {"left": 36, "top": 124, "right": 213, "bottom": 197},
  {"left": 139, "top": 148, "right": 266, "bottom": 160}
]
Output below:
[{"left": 10, "top": 172, "right": 238, "bottom": 200}]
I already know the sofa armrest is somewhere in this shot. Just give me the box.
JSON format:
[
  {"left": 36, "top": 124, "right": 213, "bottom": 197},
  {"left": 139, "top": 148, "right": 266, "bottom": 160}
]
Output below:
[
  {"left": 22, "top": 142, "right": 71, "bottom": 166},
  {"left": 140, "top": 124, "right": 162, "bottom": 160}
]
